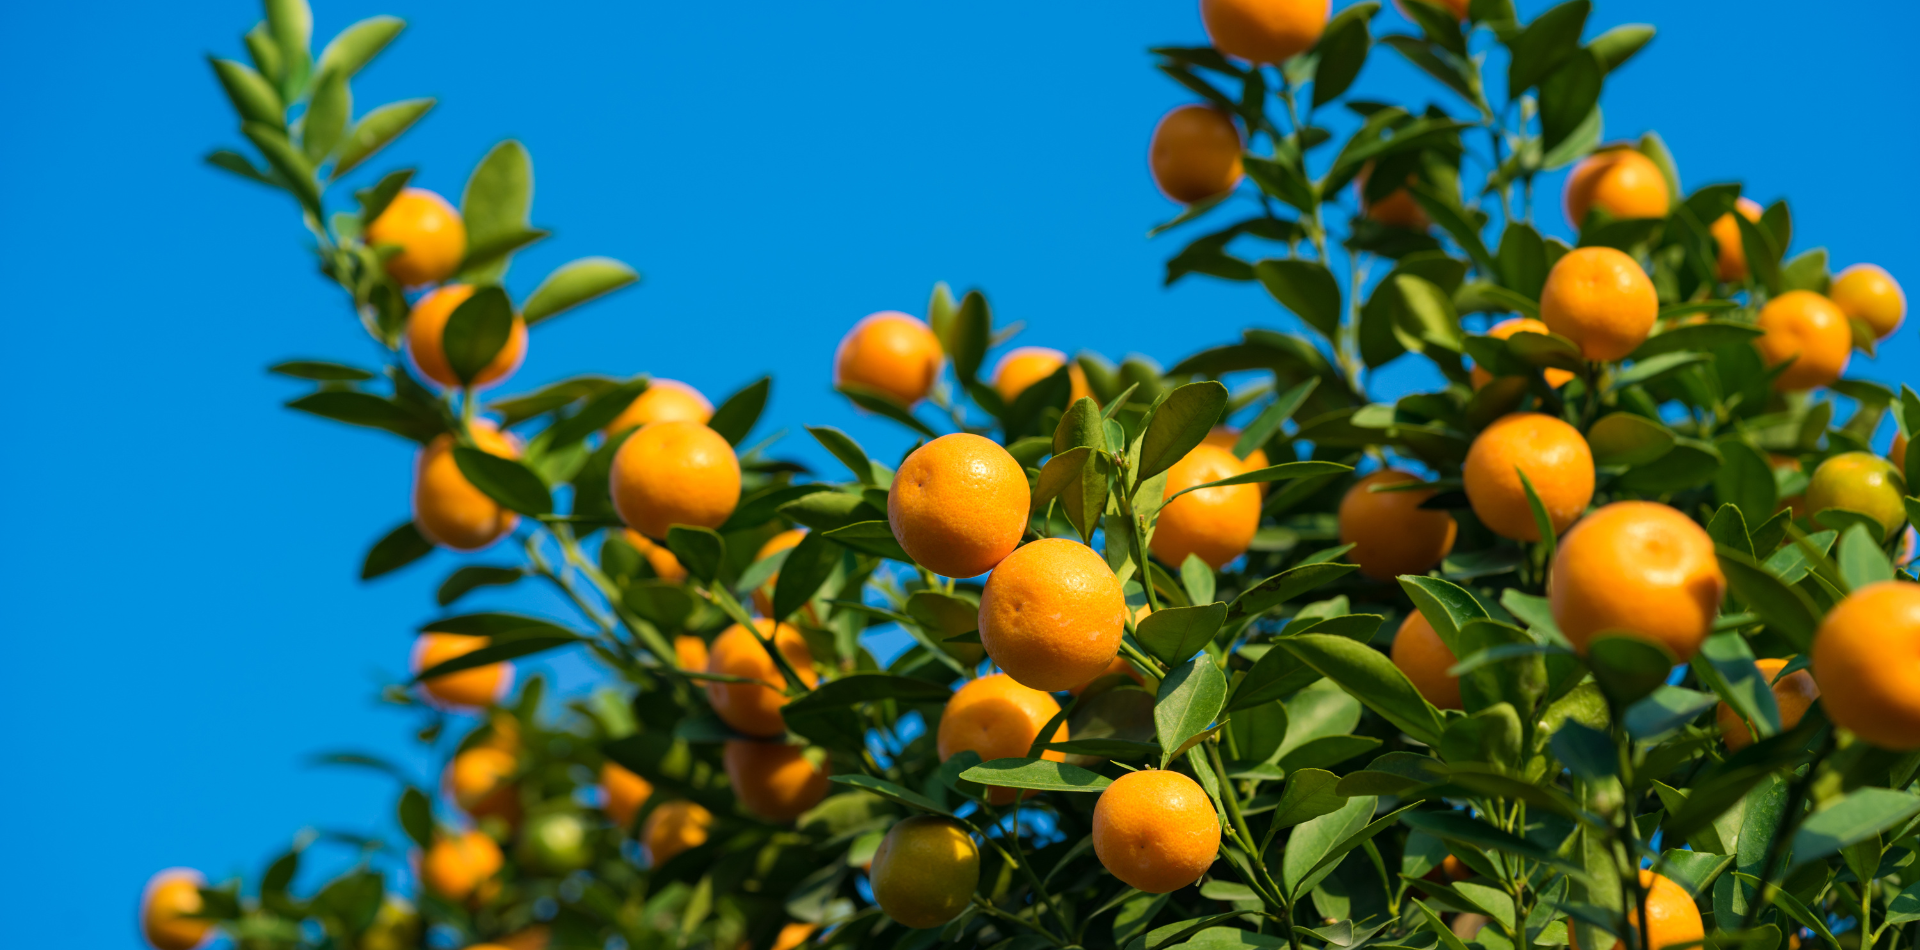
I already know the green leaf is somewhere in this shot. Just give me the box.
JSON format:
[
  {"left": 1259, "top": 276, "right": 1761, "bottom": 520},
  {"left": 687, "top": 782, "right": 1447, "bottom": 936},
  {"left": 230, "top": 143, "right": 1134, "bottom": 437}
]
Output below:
[
  {"left": 1586, "top": 635, "right": 1676, "bottom": 708},
  {"left": 772, "top": 531, "right": 837, "bottom": 623},
  {"left": 1715, "top": 439, "right": 1778, "bottom": 526},
  {"left": 316, "top": 15, "right": 402, "bottom": 78},
  {"left": 1592, "top": 23, "right": 1655, "bottom": 73},
  {"left": 1137, "top": 602, "right": 1228, "bottom": 667},
  {"left": 819, "top": 521, "right": 913, "bottom": 562},
  {"left": 1550, "top": 721, "right": 1616, "bottom": 781},
  {"left": 452, "top": 446, "right": 550, "bottom": 517},
  {"left": 945, "top": 291, "right": 991, "bottom": 385},
  {"left": 302, "top": 69, "right": 350, "bottom": 162},
  {"left": 286, "top": 391, "right": 440, "bottom": 442},
  {"left": 1836, "top": 524, "right": 1895, "bottom": 590},
  {"left": 1517, "top": 468, "right": 1559, "bottom": 560},
  {"left": 459, "top": 140, "right": 533, "bottom": 283},
  {"left": 1282, "top": 795, "right": 1374, "bottom": 896},
  {"left": 1238, "top": 379, "right": 1319, "bottom": 459},
  {"left": 1277, "top": 735, "right": 1381, "bottom": 773},
  {"left": 708, "top": 377, "right": 771, "bottom": 446},
  {"left": 519, "top": 257, "right": 640, "bottom": 325},
  {"left": 1507, "top": 0, "right": 1590, "bottom": 92},
  {"left": 1263, "top": 769, "right": 1349, "bottom": 840},
  {"left": 1631, "top": 319, "right": 1763, "bottom": 359},
  {"left": 1229, "top": 563, "right": 1359, "bottom": 622},
  {"left": 398, "top": 787, "right": 433, "bottom": 850},
  {"left": 1393, "top": 274, "right": 1466, "bottom": 353},
  {"left": 437, "top": 566, "right": 523, "bottom": 606},
  {"left": 414, "top": 629, "right": 583, "bottom": 680},
  {"left": 1588, "top": 412, "right": 1675, "bottom": 466},
  {"left": 1164, "top": 460, "right": 1353, "bottom": 502},
  {"left": 1281, "top": 634, "right": 1445, "bottom": 745},
  {"left": 807, "top": 426, "right": 881, "bottom": 486},
  {"left": 206, "top": 149, "right": 279, "bottom": 189},
  {"left": 242, "top": 122, "right": 320, "bottom": 214},
  {"left": 1623, "top": 686, "right": 1718, "bottom": 740},
  {"left": 441, "top": 288, "right": 517, "bottom": 386},
  {"left": 264, "top": 0, "right": 312, "bottom": 94},
  {"left": 1311, "top": 3, "right": 1377, "bottom": 106},
  {"left": 333, "top": 98, "right": 434, "bottom": 177},
  {"left": 1136, "top": 381, "right": 1230, "bottom": 483},
  {"left": 960, "top": 757, "right": 1112, "bottom": 793},
  {"left": 1792, "top": 788, "right": 1920, "bottom": 866},
  {"left": 665, "top": 526, "right": 725, "bottom": 583},
  {"left": 839, "top": 386, "right": 938, "bottom": 439},
  {"left": 1396, "top": 575, "right": 1488, "bottom": 649},
  {"left": 1717, "top": 546, "right": 1821, "bottom": 651},
  {"left": 208, "top": 57, "right": 283, "bottom": 125},
  {"left": 828, "top": 774, "right": 952, "bottom": 816},
  {"left": 269, "top": 360, "right": 375, "bottom": 381},
  {"left": 1398, "top": 809, "right": 1584, "bottom": 874},
  {"left": 1540, "top": 52, "right": 1603, "bottom": 150},
  {"left": 362, "top": 520, "right": 433, "bottom": 579},
  {"left": 1243, "top": 156, "right": 1318, "bottom": 214},
  {"left": 784, "top": 673, "right": 951, "bottom": 712},
  {"left": 1734, "top": 211, "right": 1783, "bottom": 295},
  {"left": 1255, "top": 259, "right": 1343, "bottom": 341},
  {"left": 1155, "top": 655, "right": 1228, "bottom": 768}
]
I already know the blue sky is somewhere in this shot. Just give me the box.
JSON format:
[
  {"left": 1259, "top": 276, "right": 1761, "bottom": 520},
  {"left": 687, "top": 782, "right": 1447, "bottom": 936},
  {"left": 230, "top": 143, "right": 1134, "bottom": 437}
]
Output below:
[{"left": 1, "top": 0, "right": 1915, "bottom": 945}]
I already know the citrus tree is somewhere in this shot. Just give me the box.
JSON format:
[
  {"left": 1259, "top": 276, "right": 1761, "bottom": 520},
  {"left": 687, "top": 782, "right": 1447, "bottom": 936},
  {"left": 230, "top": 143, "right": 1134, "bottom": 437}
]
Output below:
[{"left": 143, "top": 2, "right": 1920, "bottom": 950}]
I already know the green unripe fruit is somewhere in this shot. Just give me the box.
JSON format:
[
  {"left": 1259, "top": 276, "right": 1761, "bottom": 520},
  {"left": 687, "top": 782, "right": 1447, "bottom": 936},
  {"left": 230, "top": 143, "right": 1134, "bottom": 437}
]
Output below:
[
  {"left": 869, "top": 816, "right": 979, "bottom": 929},
  {"left": 1806, "top": 451, "right": 1907, "bottom": 541},
  {"left": 517, "top": 810, "right": 592, "bottom": 874}
]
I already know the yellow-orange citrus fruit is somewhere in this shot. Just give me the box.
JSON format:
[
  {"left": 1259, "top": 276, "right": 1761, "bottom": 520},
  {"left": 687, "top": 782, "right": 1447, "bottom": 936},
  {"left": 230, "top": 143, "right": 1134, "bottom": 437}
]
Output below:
[
  {"left": 1357, "top": 164, "right": 1428, "bottom": 231},
  {"left": 414, "top": 421, "right": 521, "bottom": 551},
  {"left": 366, "top": 187, "right": 467, "bottom": 287},
  {"left": 1069, "top": 623, "right": 1150, "bottom": 697},
  {"left": 359, "top": 897, "right": 421, "bottom": 950},
  {"left": 937, "top": 673, "right": 1068, "bottom": 804},
  {"left": 1892, "top": 432, "right": 1909, "bottom": 469},
  {"left": 979, "top": 538, "right": 1128, "bottom": 691},
  {"left": 1338, "top": 470, "right": 1458, "bottom": 580},
  {"left": 1829, "top": 264, "right": 1907, "bottom": 339},
  {"left": 493, "top": 928, "right": 551, "bottom": 950},
  {"left": 1709, "top": 197, "right": 1764, "bottom": 282},
  {"left": 642, "top": 800, "right": 713, "bottom": 866},
  {"left": 405, "top": 284, "right": 528, "bottom": 390},
  {"left": 1201, "top": 0, "right": 1331, "bottom": 65},
  {"left": 1149, "top": 105, "right": 1245, "bottom": 204},
  {"left": 1568, "top": 871, "right": 1704, "bottom": 950},
  {"left": 447, "top": 747, "right": 519, "bottom": 823},
  {"left": 991, "top": 346, "right": 1094, "bottom": 405},
  {"left": 141, "top": 869, "right": 213, "bottom": 950},
  {"left": 674, "top": 634, "right": 709, "bottom": 671},
  {"left": 1539, "top": 246, "right": 1659, "bottom": 361},
  {"left": 1092, "top": 769, "right": 1221, "bottom": 894},
  {"left": 1563, "top": 149, "right": 1670, "bottom": 227},
  {"left": 422, "top": 830, "right": 503, "bottom": 902},
  {"left": 1462, "top": 412, "right": 1594, "bottom": 542},
  {"left": 1153, "top": 443, "right": 1262, "bottom": 569},
  {"left": 1391, "top": 610, "right": 1461, "bottom": 709},
  {"left": 723, "top": 740, "right": 830, "bottom": 822},
  {"left": 1815, "top": 581, "right": 1920, "bottom": 749},
  {"left": 869, "top": 816, "right": 980, "bottom": 929},
  {"left": 1805, "top": 451, "right": 1908, "bottom": 541},
  {"left": 600, "top": 760, "right": 653, "bottom": 830},
  {"left": 412, "top": 633, "right": 512, "bottom": 710},
  {"left": 834, "top": 312, "right": 944, "bottom": 406},
  {"left": 1754, "top": 290, "right": 1851, "bottom": 392},
  {"left": 751, "top": 528, "right": 808, "bottom": 617},
  {"left": 772, "top": 922, "right": 818, "bottom": 950},
  {"left": 1471, "top": 317, "right": 1576, "bottom": 389},
  {"left": 623, "top": 529, "right": 688, "bottom": 582},
  {"left": 1717, "top": 657, "right": 1819, "bottom": 751},
  {"left": 605, "top": 378, "right": 713, "bottom": 437},
  {"left": 610, "top": 420, "right": 741, "bottom": 539},
  {"left": 1549, "top": 501, "right": 1724, "bottom": 662},
  {"left": 888, "top": 433, "right": 1029, "bottom": 578},
  {"left": 705, "top": 619, "right": 817, "bottom": 737}
]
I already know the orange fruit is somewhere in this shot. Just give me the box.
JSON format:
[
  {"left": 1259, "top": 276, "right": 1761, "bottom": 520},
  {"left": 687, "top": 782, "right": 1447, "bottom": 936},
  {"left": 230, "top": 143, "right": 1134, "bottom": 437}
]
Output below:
[
  {"left": 1200, "top": 0, "right": 1331, "bottom": 65},
  {"left": 1152, "top": 443, "right": 1262, "bottom": 569},
  {"left": 1563, "top": 149, "right": 1671, "bottom": 227},
  {"left": 1356, "top": 164, "right": 1428, "bottom": 231},
  {"left": 936, "top": 673, "right": 1068, "bottom": 804},
  {"left": 1463, "top": 412, "right": 1594, "bottom": 542},
  {"left": 1391, "top": 610, "right": 1462, "bottom": 709},
  {"left": 422, "top": 830, "right": 503, "bottom": 902},
  {"left": 772, "top": 923, "right": 818, "bottom": 950},
  {"left": 610, "top": 420, "right": 741, "bottom": 539},
  {"left": 1709, "top": 197, "right": 1764, "bottom": 282},
  {"left": 605, "top": 378, "right": 713, "bottom": 438},
  {"left": 1754, "top": 290, "right": 1851, "bottom": 392},
  {"left": 1470, "top": 317, "right": 1576, "bottom": 389},
  {"left": 723, "top": 740, "right": 830, "bottom": 822},
  {"left": 750, "top": 528, "right": 808, "bottom": 617},
  {"left": 979, "top": 538, "right": 1128, "bottom": 691},
  {"left": 1539, "top": 246, "right": 1659, "bottom": 361},
  {"left": 1829, "top": 264, "right": 1907, "bottom": 339},
  {"left": 1091, "top": 769, "right": 1222, "bottom": 894},
  {"left": 642, "top": 800, "right": 713, "bottom": 866},
  {"left": 705, "top": 619, "right": 818, "bottom": 737},
  {"left": 493, "top": 928, "right": 551, "bottom": 950},
  {"left": 412, "top": 633, "right": 512, "bottom": 710},
  {"left": 140, "top": 869, "right": 213, "bottom": 950},
  {"left": 991, "top": 347, "right": 1094, "bottom": 405},
  {"left": 405, "top": 284, "right": 528, "bottom": 390},
  {"left": 888, "top": 433, "right": 1029, "bottom": 579},
  {"left": 1568, "top": 871, "right": 1703, "bottom": 950},
  {"left": 1892, "top": 432, "right": 1909, "bottom": 469},
  {"left": 1549, "top": 501, "right": 1725, "bottom": 662},
  {"left": 673, "top": 634, "right": 709, "bottom": 671},
  {"left": 869, "top": 816, "right": 980, "bottom": 929},
  {"left": 1069, "top": 639, "right": 1149, "bottom": 697},
  {"left": 1716, "top": 657, "right": 1819, "bottom": 751},
  {"left": 1338, "top": 470, "right": 1458, "bottom": 580},
  {"left": 414, "top": 421, "right": 522, "bottom": 551},
  {"left": 1814, "top": 581, "right": 1920, "bottom": 749},
  {"left": 601, "top": 761, "right": 653, "bottom": 830},
  {"left": 834, "top": 311, "right": 944, "bottom": 406},
  {"left": 1805, "top": 451, "right": 1908, "bottom": 541},
  {"left": 447, "top": 747, "right": 519, "bottom": 824},
  {"left": 365, "top": 187, "right": 466, "bottom": 287},
  {"left": 623, "top": 529, "right": 688, "bottom": 582},
  {"left": 1149, "top": 105, "right": 1245, "bottom": 204}
]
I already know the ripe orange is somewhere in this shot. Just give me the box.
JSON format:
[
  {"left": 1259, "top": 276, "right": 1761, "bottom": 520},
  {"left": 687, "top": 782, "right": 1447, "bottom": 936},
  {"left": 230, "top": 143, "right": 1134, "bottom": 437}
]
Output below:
[
  {"left": 1153, "top": 443, "right": 1262, "bottom": 569},
  {"left": 405, "top": 284, "right": 528, "bottom": 390},
  {"left": 772, "top": 923, "right": 818, "bottom": 950},
  {"left": 1805, "top": 451, "right": 1907, "bottom": 541},
  {"left": 414, "top": 421, "right": 522, "bottom": 551},
  {"left": 1091, "top": 769, "right": 1221, "bottom": 894},
  {"left": 1563, "top": 149, "right": 1671, "bottom": 227},
  {"left": 888, "top": 433, "right": 1029, "bottom": 578},
  {"left": 1893, "top": 432, "right": 1910, "bottom": 469},
  {"left": 834, "top": 311, "right": 944, "bottom": 406},
  {"left": 750, "top": 528, "right": 808, "bottom": 617},
  {"left": 600, "top": 760, "right": 653, "bottom": 830},
  {"left": 673, "top": 634, "right": 709, "bottom": 671},
  {"left": 1568, "top": 871, "right": 1704, "bottom": 950},
  {"left": 1357, "top": 164, "right": 1428, "bottom": 231},
  {"left": 705, "top": 619, "right": 818, "bottom": 737},
  {"left": 412, "top": 633, "right": 512, "bottom": 709},
  {"left": 1200, "top": 0, "right": 1331, "bottom": 65},
  {"left": 605, "top": 378, "right": 713, "bottom": 438},
  {"left": 1338, "top": 470, "right": 1459, "bottom": 580},
  {"left": 1708, "top": 197, "right": 1764, "bottom": 282},
  {"left": 422, "top": 830, "right": 503, "bottom": 902},
  {"left": 1069, "top": 614, "right": 1150, "bottom": 697},
  {"left": 1754, "top": 290, "right": 1851, "bottom": 392},
  {"left": 366, "top": 187, "right": 466, "bottom": 287},
  {"left": 1539, "top": 246, "right": 1659, "bottom": 361},
  {"left": 447, "top": 747, "right": 519, "bottom": 823},
  {"left": 1829, "top": 264, "right": 1907, "bottom": 339},
  {"left": 1471, "top": 317, "right": 1576, "bottom": 389},
  {"left": 1390, "top": 610, "right": 1461, "bottom": 709},
  {"left": 1717, "top": 657, "right": 1819, "bottom": 751},
  {"left": 1149, "top": 105, "right": 1245, "bottom": 205},
  {"left": 1549, "top": 502, "right": 1725, "bottom": 662},
  {"left": 1815, "top": 581, "right": 1920, "bottom": 749},
  {"left": 991, "top": 347, "right": 1094, "bottom": 405},
  {"left": 1462, "top": 413, "right": 1594, "bottom": 542},
  {"left": 610, "top": 420, "right": 741, "bottom": 539},
  {"left": 869, "top": 816, "right": 980, "bottom": 929},
  {"left": 141, "top": 869, "right": 213, "bottom": 950},
  {"left": 723, "top": 740, "right": 830, "bottom": 822},
  {"left": 623, "top": 529, "right": 688, "bottom": 582},
  {"left": 979, "top": 538, "right": 1128, "bottom": 691},
  {"left": 937, "top": 673, "right": 1068, "bottom": 804},
  {"left": 642, "top": 800, "right": 713, "bottom": 866}
]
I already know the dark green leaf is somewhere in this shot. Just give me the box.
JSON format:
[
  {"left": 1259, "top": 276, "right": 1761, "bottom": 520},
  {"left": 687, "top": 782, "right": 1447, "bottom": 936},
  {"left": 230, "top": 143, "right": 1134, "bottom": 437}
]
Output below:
[
  {"left": 1587, "top": 412, "right": 1674, "bottom": 466},
  {"left": 959, "top": 757, "right": 1112, "bottom": 793},
  {"left": 398, "top": 787, "right": 433, "bottom": 849},
  {"left": 1586, "top": 634, "right": 1676, "bottom": 708},
  {"left": 1228, "top": 563, "right": 1359, "bottom": 622},
  {"left": 707, "top": 376, "right": 771, "bottom": 446},
  {"left": 270, "top": 360, "right": 376, "bottom": 381},
  {"left": 1255, "top": 259, "right": 1343, "bottom": 340},
  {"left": 413, "top": 629, "right": 583, "bottom": 681},
  {"left": 362, "top": 520, "right": 433, "bottom": 579},
  {"left": 1155, "top": 655, "right": 1228, "bottom": 767},
  {"left": 522, "top": 258, "right": 639, "bottom": 325},
  {"left": 1281, "top": 634, "right": 1445, "bottom": 745},
  {"left": 828, "top": 775, "right": 951, "bottom": 816},
  {"left": 452, "top": 445, "right": 551, "bottom": 516},
  {"left": 1137, "top": 381, "right": 1230, "bottom": 483},
  {"left": 437, "top": 566, "right": 523, "bottom": 606},
  {"left": 1312, "top": 4, "right": 1377, "bottom": 107},
  {"left": 1793, "top": 788, "right": 1920, "bottom": 865},
  {"left": 665, "top": 526, "right": 725, "bottom": 583},
  {"left": 441, "top": 286, "right": 516, "bottom": 386},
  {"left": 1718, "top": 546, "right": 1820, "bottom": 651},
  {"left": 772, "top": 530, "right": 837, "bottom": 622},
  {"left": 1507, "top": 0, "right": 1590, "bottom": 92},
  {"left": 1137, "top": 602, "right": 1229, "bottom": 668},
  {"left": 784, "top": 673, "right": 951, "bottom": 712}
]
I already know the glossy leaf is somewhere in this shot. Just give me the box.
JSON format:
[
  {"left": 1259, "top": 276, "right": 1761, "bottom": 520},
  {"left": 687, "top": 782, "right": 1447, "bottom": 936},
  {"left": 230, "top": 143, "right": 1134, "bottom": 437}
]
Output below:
[
  {"left": 959, "top": 757, "right": 1112, "bottom": 792},
  {"left": 362, "top": 520, "right": 433, "bottom": 580},
  {"left": 1255, "top": 259, "right": 1342, "bottom": 341},
  {"left": 523, "top": 258, "right": 640, "bottom": 325},
  {"left": 1280, "top": 634, "right": 1445, "bottom": 745},
  {"left": 1136, "top": 381, "right": 1230, "bottom": 483},
  {"left": 1136, "top": 602, "right": 1228, "bottom": 667},
  {"left": 1155, "top": 655, "right": 1227, "bottom": 768}
]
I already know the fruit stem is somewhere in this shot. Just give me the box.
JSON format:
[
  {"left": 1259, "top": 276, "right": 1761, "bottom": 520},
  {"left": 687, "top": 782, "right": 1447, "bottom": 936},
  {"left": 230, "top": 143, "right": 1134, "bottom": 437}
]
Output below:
[
  {"left": 1207, "top": 742, "right": 1287, "bottom": 911},
  {"left": 958, "top": 808, "right": 1075, "bottom": 942},
  {"left": 969, "top": 896, "right": 1065, "bottom": 948}
]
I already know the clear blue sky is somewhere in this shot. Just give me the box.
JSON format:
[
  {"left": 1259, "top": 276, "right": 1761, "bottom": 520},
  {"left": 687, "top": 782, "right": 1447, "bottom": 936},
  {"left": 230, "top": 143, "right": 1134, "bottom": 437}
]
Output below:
[{"left": 2, "top": 1, "right": 1914, "bottom": 945}]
